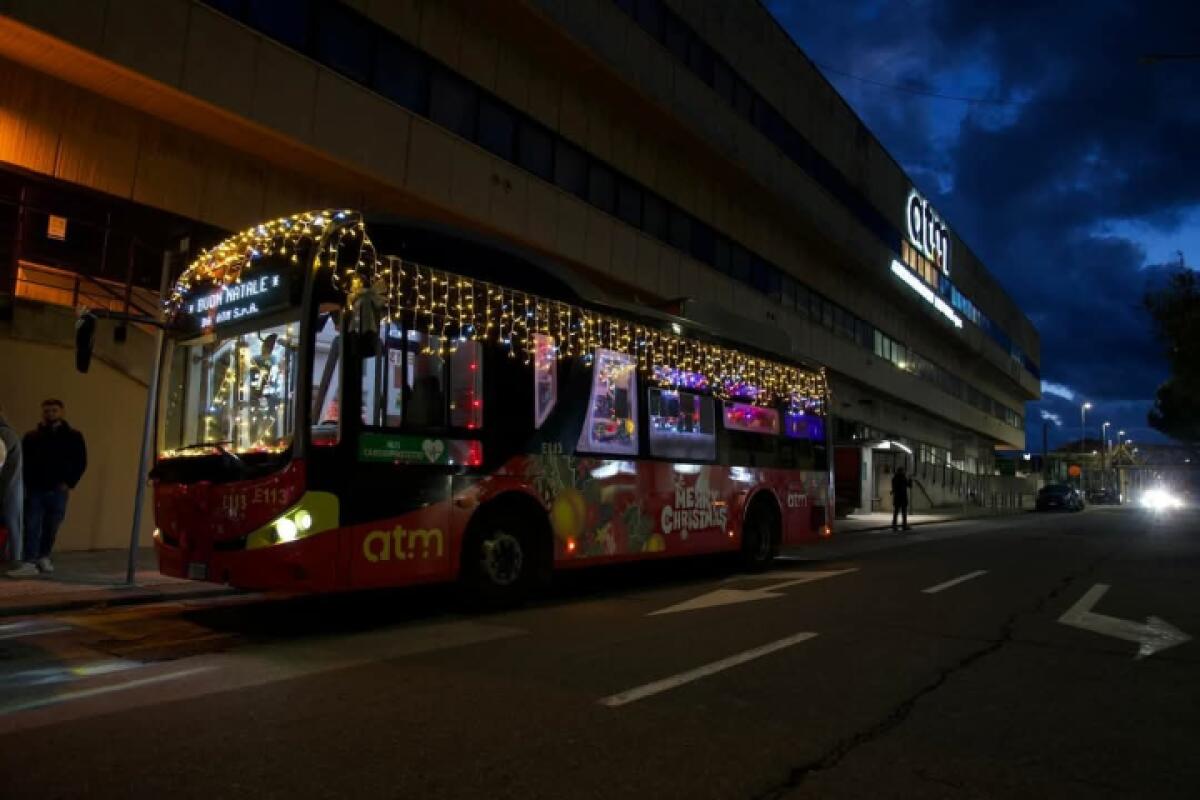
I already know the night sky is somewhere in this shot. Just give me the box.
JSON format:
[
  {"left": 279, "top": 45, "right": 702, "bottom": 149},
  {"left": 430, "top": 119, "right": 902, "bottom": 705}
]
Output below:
[{"left": 766, "top": 1, "right": 1199, "bottom": 450}]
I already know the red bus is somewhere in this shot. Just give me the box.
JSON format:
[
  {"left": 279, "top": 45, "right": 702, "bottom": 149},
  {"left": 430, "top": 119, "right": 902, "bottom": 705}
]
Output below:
[{"left": 151, "top": 210, "right": 832, "bottom": 603}]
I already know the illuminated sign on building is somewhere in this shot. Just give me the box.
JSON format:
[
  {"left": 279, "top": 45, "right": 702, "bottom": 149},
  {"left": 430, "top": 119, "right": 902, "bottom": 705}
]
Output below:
[
  {"left": 181, "top": 271, "right": 290, "bottom": 330},
  {"left": 890, "top": 260, "right": 963, "bottom": 329},
  {"left": 906, "top": 189, "right": 951, "bottom": 275}
]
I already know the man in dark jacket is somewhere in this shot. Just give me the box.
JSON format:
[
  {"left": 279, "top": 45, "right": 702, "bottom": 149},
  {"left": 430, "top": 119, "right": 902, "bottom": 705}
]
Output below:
[
  {"left": 8, "top": 399, "right": 86, "bottom": 577},
  {"left": 891, "top": 466, "right": 912, "bottom": 532}
]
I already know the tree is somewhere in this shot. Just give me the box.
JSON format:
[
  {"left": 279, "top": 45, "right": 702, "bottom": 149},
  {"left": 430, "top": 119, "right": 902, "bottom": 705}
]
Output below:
[{"left": 1145, "top": 265, "right": 1200, "bottom": 443}]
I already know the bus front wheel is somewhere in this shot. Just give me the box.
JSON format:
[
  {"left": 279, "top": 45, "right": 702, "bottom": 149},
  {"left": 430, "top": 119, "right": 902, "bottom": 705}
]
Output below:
[
  {"left": 462, "top": 507, "right": 542, "bottom": 607},
  {"left": 740, "top": 499, "right": 780, "bottom": 572}
]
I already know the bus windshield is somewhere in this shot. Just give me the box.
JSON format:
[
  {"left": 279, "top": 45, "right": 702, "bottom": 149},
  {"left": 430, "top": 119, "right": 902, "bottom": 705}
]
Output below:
[{"left": 159, "top": 314, "right": 303, "bottom": 458}]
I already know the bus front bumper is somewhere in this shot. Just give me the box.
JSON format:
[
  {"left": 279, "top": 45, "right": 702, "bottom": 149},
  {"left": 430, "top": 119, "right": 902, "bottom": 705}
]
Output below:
[{"left": 155, "top": 530, "right": 340, "bottom": 592}]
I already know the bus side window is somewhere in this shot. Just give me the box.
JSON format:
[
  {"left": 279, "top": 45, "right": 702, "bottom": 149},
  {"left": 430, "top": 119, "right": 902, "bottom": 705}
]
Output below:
[
  {"left": 311, "top": 309, "right": 341, "bottom": 445},
  {"left": 361, "top": 322, "right": 404, "bottom": 428},
  {"left": 648, "top": 387, "right": 716, "bottom": 460},
  {"left": 406, "top": 331, "right": 446, "bottom": 428},
  {"left": 577, "top": 348, "right": 638, "bottom": 456},
  {"left": 533, "top": 333, "right": 557, "bottom": 428},
  {"left": 449, "top": 340, "right": 483, "bottom": 429}
]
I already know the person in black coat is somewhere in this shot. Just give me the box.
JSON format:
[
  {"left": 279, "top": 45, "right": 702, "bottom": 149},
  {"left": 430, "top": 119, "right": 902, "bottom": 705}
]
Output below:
[
  {"left": 8, "top": 399, "right": 87, "bottom": 577},
  {"left": 891, "top": 466, "right": 912, "bottom": 531}
]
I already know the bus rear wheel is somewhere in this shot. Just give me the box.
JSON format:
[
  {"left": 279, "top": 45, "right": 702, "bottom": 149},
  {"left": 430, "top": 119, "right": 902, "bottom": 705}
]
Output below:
[
  {"left": 740, "top": 500, "right": 779, "bottom": 572},
  {"left": 462, "top": 509, "right": 539, "bottom": 607}
]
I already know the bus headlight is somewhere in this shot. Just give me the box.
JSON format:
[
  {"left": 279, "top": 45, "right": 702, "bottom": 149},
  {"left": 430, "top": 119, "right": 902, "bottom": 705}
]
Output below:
[
  {"left": 246, "top": 492, "right": 339, "bottom": 550},
  {"left": 275, "top": 517, "right": 299, "bottom": 542}
]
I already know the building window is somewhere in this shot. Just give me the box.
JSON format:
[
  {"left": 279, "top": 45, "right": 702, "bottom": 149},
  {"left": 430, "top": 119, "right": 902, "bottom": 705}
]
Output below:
[
  {"left": 429, "top": 69, "right": 477, "bottom": 140},
  {"left": 616, "top": 178, "right": 643, "bottom": 228},
  {"left": 553, "top": 139, "right": 588, "bottom": 199},
  {"left": 247, "top": 0, "right": 311, "bottom": 51},
  {"left": 316, "top": 2, "right": 372, "bottom": 84},
  {"left": 517, "top": 120, "right": 555, "bottom": 181},
  {"left": 667, "top": 207, "right": 691, "bottom": 252},
  {"left": 374, "top": 35, "right": 429, "bottom": 114},
  {"left": 642, "top": 191, "right": 668, "bottom": 241},
  {"left": 634, "top": 0, "right": 665, "bottom": 41},
  {"left": 477, "top": 97, "right": 516, "bottom": 160},
  {"left": 587, "top": 161, "right": 617, "bottom": 215}
]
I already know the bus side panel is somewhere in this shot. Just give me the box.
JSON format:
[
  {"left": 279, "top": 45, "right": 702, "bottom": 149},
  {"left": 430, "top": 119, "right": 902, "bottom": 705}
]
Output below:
[{"left": 342, "top": 500, "right": 455, "bottom": 589}]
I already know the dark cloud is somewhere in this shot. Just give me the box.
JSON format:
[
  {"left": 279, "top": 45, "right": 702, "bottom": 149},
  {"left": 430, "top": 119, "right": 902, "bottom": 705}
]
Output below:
[{"left": 766, "top": 0, "right": 1200, "bottom": 446}]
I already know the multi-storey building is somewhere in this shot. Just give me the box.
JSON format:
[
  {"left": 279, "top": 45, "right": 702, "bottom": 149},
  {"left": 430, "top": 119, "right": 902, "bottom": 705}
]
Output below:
[{"left": 0, "top": 0, "right": 1039, "bottom": 548}]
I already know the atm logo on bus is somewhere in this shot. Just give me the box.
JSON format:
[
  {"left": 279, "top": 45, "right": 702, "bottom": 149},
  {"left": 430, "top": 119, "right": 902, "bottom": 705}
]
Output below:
[{"left": 362, "top": 527, "right": 445, "bottom": 562}]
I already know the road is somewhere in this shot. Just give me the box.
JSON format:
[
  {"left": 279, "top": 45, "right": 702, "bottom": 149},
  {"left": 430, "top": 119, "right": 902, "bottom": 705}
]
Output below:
[{"left": 0, "top": 507, "right": 1197, "bottom": 799}]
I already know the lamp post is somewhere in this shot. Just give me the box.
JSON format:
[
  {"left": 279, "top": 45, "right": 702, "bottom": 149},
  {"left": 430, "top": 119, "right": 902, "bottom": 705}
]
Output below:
[
  {"left": 1079, "top": 402, "right": 1092, "bottom": 489},
  {"left": 1080, "top": 402, "right": 1092, "bottom": 452},
  {"left": 1101, "top": 421, "right": 1111, "bottom": 474}
]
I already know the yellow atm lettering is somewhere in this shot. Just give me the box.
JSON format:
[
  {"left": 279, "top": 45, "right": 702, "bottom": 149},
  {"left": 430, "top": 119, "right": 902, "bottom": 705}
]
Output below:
[{"left": 362, "top": 526, "right": 445, "bottom": 562}]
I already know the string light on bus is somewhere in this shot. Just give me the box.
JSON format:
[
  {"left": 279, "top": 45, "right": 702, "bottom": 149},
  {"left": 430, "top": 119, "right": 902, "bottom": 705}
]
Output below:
[{"left": 169, "top": 210, "right": 828, "bottom": 408}]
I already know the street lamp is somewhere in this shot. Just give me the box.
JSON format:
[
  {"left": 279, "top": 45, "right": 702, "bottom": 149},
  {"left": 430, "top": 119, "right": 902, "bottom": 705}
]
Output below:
[{"left": 1080, "top": 402, "right": 1092, "bottom": 455}]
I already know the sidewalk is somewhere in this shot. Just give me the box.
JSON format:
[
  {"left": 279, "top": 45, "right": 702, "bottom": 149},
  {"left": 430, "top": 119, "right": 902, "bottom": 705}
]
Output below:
[
  {"left": 837, "top": 506, "right": 1031, "bottom": 535},
  {"left": 0, "top": 548, "right": 237, "bottom": 617}
]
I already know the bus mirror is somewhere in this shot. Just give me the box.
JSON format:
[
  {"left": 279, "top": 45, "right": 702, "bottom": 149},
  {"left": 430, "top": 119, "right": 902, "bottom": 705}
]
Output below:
[{"left": 75, "top": 311, "right": 97, "bottom": 373}]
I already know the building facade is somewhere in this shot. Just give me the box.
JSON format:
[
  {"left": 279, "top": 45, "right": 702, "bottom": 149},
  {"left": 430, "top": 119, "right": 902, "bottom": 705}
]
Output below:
[{"left": 0, "top": 0, "right": 1039, "bottom": 548}]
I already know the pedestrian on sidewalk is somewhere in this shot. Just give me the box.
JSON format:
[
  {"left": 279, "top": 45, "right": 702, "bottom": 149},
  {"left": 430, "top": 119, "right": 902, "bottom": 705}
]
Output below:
[
  {"left": 0, "top": 404, "right": 23, "bottom": 566},
  {"left": 8, "top": 399, "right": 87, "bottom": 578},
  {"left": 891, "top": 466, "right": 912, "bottom": 532}
]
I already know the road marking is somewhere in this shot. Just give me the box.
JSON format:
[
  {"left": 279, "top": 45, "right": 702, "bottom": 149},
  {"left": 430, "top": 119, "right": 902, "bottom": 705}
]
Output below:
[
  {"left": 650, "top": 569, "right": 858, "bottom": 616},
  {"left": 600, "top": 632, "right": 818, "bottom": 707},
  {"left": 0, "top": 666, "right": 215, "bottom": 715},
  {"left": 921, "top": 570, "right": 988, "bottom": 594},
  {"left": 0, "top": 621, "right": 72, "bottom": 641},
  {"left": 1058, "top": 584, "right": 1192, "bottom": 659}
]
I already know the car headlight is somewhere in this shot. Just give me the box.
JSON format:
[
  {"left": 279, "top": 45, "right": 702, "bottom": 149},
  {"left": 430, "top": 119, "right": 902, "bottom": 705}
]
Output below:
[{"left": 1141, "top": 488, "right": 1181, "bottom": 511}]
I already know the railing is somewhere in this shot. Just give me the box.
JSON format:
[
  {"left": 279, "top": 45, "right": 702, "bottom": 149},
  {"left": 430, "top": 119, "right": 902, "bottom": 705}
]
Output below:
[{"left": 15, "top": 262, "right": 161, "bottom": 329}]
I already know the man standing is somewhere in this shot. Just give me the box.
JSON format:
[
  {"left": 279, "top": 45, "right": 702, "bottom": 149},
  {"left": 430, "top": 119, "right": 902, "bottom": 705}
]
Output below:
[
  {"left": 891, "top": 466, "right": 912, "bottom": 532},
  {"left": 8, "top": 399, "right": 86, "bottom": 577},
  {"left": 0, "top": 404, "right": 22, "bottom": 565}
]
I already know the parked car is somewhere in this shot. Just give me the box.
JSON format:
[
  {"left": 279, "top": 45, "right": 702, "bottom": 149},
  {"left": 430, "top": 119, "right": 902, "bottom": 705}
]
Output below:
[
  {"left": 1036, "top": 483, "right": 1085, "bottom": 512},
  {"left": 1086, "top": 487, "right": 1122, "bottom": 505}
]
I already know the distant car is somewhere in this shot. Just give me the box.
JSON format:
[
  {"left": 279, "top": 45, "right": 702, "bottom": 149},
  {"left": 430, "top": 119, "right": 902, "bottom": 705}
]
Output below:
[
  {"left": 1037, "top": 484, "right": 1085, "bottom": 512},
  {"left": 1086, "top": 487, "right": 1121, "bottom": 505}
]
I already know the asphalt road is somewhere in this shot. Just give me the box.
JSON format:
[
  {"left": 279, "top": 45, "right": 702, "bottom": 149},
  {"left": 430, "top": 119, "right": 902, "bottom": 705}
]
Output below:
[{"left": 0, "top": 507, "right": 1197, "bottom": 799}]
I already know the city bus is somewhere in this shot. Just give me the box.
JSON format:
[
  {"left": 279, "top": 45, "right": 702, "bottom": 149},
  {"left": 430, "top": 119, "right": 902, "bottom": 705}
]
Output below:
[{"left": 149, "top": 210, "right": 832, "bottom": 604}]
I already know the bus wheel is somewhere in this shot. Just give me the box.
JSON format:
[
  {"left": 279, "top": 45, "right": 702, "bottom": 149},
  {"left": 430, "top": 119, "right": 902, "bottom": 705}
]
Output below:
[
  {"left": 463, "top": 509, "right": 537, "bottom": 607},
  {"left": 740, "top": 500, "right": 779, "bottom": 572}
]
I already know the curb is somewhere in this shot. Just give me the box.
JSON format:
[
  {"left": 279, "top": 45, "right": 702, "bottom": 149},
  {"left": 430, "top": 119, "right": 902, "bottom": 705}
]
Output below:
[{"left": 0, "top": 584, "right": 241, "bottom": 618}]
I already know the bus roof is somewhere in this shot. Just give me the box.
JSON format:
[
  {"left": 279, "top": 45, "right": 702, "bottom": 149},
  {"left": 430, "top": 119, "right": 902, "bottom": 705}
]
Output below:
[{"left": 171, "top": 210, "right": 825, "bottom": 405}]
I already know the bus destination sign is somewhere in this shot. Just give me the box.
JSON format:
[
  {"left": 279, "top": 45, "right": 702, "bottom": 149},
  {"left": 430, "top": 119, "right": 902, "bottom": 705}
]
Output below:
[{"left": 182, "top": 271, "right": 290, "bottom": 330}]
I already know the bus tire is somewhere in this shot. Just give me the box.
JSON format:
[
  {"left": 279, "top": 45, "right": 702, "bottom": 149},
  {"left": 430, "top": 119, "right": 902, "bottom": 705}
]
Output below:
[
  {"left": 461, "top": 505, "right": 543, "bottom": 608},
  {"left": 740, "top": 496, "right": 780, "bottom": 572}
]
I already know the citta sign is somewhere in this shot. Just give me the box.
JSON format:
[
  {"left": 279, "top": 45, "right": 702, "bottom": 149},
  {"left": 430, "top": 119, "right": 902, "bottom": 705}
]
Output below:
[
  {"left": 182, "top": 271, "right": 289, "bottom": 330},
  {"left": 906, "top": 189, "right": 951, "bottom": 275}
]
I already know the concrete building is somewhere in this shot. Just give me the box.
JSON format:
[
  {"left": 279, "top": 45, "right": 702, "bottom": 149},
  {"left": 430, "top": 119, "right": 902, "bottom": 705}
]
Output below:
[{"left": 0, "top": 0, "right": 1039, "bottom": 549}]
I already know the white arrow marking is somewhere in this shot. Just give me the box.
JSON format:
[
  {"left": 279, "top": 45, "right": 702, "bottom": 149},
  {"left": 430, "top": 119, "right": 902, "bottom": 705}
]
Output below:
[
  {"left": 648, "top": 568, "right": 858, "bottom": 616},
  {"left": 599, "top": 631, "right": 818, "bottom": 707},
  {"left": 1058, "top": 584, "right": 1192, "bottom": 659}
]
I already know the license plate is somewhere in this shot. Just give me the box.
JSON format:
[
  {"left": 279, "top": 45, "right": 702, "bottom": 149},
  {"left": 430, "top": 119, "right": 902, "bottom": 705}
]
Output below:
[{"left": 187, "top": 562, "right": 208, "bottom": 580}]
